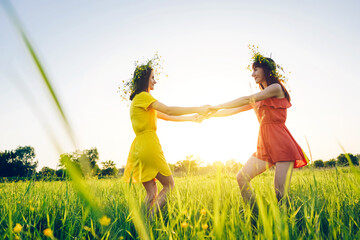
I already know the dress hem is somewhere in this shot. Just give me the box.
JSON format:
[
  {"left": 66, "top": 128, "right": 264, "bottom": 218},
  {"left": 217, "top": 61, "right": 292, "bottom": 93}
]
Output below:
[{"left": 123, "top": 171, "right": 172, "bottom": 183}]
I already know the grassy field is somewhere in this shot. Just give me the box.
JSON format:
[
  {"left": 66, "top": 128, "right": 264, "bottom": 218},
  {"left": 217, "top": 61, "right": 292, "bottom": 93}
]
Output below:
[
  {"left": 2, "top": 2, "right": 360, "bottom": 240},
  {"left": 1, "top": 167, "right": 360, "bottom": 240}
]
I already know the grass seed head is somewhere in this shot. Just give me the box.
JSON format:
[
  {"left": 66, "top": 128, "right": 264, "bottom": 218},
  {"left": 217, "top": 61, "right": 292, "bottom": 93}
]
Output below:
[{"left": 83, "top": 226, "right": 91, "bottom": 231}]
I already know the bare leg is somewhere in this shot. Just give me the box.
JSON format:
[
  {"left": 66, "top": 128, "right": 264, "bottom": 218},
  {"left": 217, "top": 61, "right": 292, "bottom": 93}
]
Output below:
[
  {"left": 236, "top": 156, "right": 273, "bottom": 203},
  {"left": 153, "top": 173, "right": 175, "bottom": 212},
  {"left": 274, "top": 161, "right": 294, "bottom": 202},
  {"left": 142, "top": 179, "right": 157, "bottom": 210}
]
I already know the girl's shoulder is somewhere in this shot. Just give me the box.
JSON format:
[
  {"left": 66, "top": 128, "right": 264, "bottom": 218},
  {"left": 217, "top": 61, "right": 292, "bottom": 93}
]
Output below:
[
  {"left": 132, "top": 91, "right": 157, "bottom": 109},
  {"left": 133, "top": 91, "right": 151, "bottom": 100},
  {"left": 136, "top": 91, "right": 149, "bottom": 97},
  {"left": 257, "top": 97, "right": 291, "bottom": 109}
]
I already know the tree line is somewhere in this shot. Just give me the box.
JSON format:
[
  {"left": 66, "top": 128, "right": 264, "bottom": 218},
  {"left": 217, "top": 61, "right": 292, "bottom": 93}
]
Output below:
[
  {"left": 168, "top": 155, "right": 245, "bottom": 176},
  {"left": 1, "top": 146, "right": 359, "bottom": 181},
  {"left": 168, "top": 154, "right": 360, "bottom": 175},
  {"left": 311, "top": 153, "right": 359, "bottom": 168},
  {"left": 0, "top": 146, "right": 119, "bottom": 181}
]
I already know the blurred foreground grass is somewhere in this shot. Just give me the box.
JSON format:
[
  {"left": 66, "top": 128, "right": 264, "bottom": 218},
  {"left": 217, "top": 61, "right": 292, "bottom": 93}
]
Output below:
[
  {"left": 1, "top": 167, "right": 360, "bottom": 239},
  {"left": 1, "top": 2, "right": 359, "bottom": 239}
]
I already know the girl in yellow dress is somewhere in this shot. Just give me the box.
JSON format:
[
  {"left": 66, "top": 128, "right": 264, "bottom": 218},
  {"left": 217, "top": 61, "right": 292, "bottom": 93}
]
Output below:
[{"left": 123, "top": 58, "right": 209, "bottom": 215}]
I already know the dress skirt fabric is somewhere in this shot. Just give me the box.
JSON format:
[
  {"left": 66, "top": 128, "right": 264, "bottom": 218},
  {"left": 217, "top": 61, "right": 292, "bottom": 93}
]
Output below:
[
  {"left": 252, "top": 97, "right": 308, "bottom": 168},
  {"left": 123, "top": 92, "right": 172, "bottom": 183}
]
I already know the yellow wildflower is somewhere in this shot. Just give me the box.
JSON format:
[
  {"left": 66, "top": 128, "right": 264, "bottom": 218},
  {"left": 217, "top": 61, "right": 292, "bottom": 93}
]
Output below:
[
  {"left": 13, "top": 223, "right": 22, "bottom": 233},
  {"left": 43, "top": 228, "right": 53, "bottom": 237},
  {"left": 30, "top": 207, "right": 35, "bottom": 211},
  {"left": 200, "top": 209, "right": 206, "bottom": 215},
  {"left": 28, "top": 200, "right": 32, "bottom": 204},
  {"left": 99, "top": 215, "right": 111, "bottom": 226},
  {"left": 181, "top": 222, "right": 188, "bottom": 228},
  {"left": 201, "top": 223, "right": 208, "bottom": 230},
  {"left": 14, "top": 236, "right": 20, "bottom": 240}
]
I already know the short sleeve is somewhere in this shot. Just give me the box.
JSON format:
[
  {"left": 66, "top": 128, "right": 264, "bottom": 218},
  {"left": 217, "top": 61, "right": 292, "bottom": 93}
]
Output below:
[{"left": 133, "top": 92, "right": 157, "bottom": 110}]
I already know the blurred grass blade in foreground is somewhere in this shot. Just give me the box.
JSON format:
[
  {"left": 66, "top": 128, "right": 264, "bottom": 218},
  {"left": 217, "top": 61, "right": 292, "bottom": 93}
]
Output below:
[
  {"left": 1, "top": 0, "right": 102, "bottom": 217},
  {"left": 126, "top": 191, "right": 150, "bottom": 240},
  {"left": 1, "top": 0, "right": 77, "bottom": 147},
  {"left": 338, "top": 144, "right": 360, "bottom": 193}
]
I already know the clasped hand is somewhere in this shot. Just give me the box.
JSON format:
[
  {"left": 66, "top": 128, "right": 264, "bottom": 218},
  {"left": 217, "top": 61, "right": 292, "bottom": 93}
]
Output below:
[{"left": 193, "top": 105, "right": 220, "bottom": 123}]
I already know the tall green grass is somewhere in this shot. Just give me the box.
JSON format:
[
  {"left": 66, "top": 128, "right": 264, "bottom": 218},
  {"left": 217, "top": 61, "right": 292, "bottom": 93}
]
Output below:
[
  {"left": 1, "top": 168, "right": 360, "bottom": 239},
  {"left": 1, "top": 0, "right": 103, "bottom": 221},
  {"left": 1, "top": 0, "right": 149, "bottom": 238},
  {"left": 1, "top": 1, "right": 360, "bottom": 239}
]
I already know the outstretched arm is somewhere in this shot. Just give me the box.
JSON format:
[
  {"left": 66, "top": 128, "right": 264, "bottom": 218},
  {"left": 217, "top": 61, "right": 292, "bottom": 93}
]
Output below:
[
  {"left": 157, "top": 112, "right": 202, "bottom": 122},
  {"left": 211, "top": 84, "right": 283, "bottom": 110},
  {"left": 208, "top": 105, "right": 253, "bottom": 118},
  {"left": 150, "top": 101, "right": 210, "bottom": 116}
]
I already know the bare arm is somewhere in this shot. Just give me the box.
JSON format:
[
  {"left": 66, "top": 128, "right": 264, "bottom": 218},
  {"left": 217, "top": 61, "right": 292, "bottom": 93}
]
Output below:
[
  {"left": 150, "top": 101, "right": 209, "bottom": 116},
  {"left": 211, "top": 84, "right": 283, "bottom": 110},
  {"left": 209, "top": 105, "right": 253, "bottom": 118},
  {"left": 157, "top": 111, "right": 202, "bottom": 122}
]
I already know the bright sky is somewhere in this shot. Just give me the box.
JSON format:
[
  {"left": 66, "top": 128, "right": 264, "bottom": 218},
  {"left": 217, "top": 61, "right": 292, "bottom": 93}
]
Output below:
[{"left": 1, "top": 0, "right": 359, "bottom": 170}]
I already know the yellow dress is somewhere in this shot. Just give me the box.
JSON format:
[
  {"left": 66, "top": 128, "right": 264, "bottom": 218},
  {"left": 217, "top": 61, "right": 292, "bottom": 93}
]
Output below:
[{"left": 123, "top": 92, "right": 172, "bottom": 183}]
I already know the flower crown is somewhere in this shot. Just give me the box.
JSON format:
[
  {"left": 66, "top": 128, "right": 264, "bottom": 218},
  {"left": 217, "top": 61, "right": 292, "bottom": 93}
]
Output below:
[
  {"left": 119, "top": 52, "right": 164, "bottom": 101},
  {"left": 247, "top": 45, "right": 289, "bottom": 84}
]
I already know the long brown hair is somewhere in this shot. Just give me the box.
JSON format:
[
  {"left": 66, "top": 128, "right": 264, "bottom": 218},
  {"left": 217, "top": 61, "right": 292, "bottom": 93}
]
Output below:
[
  {"left": 129, "top": 67, "right": 153, "bottom": 101},
  {"left": 252, "top": 58, "right": 291, "bottom": 102}
]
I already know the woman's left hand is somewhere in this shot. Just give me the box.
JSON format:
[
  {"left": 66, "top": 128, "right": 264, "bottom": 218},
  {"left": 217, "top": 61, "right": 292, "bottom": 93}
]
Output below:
[{"left": 193, "top": 114, "right": 205, "bottom": 123}]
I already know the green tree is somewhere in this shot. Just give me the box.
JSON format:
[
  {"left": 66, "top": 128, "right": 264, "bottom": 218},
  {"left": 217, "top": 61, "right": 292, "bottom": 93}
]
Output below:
[
  {"left": 59, "top": 147, "right": 100, "bottom": 177},
  {"left": 0, "top": 146, "right": 38, "bottom": 177},
  {"left": 101, "top": 160, "right": 118, "bottom": 177},
  {"left": 212, "top": 161, "right": 225, "bottom": 169},
  {"left": 225, "top": 159, "right": 243, "bottom": 173},
  {"left": 175, "top": 155, "right": 201, "bottom": 174},
  {"left": 55, "top": 168, "right": 67, "bottom": 178},
  {"left": 337, "top": 153, "right": 359, "bottom": 166},
  {"left": 313, "top": 159, "right": 324, "bottom": 168},
  {"left": 324, "top": 159, "right": 336, "bottom": 168},
  {"left": 38, "top": 167, "right": 56, "bottom": 177}
]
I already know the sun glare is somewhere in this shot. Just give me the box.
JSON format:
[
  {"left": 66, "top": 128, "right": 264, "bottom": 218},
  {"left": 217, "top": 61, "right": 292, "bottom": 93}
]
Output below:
[{"left": 158, "top": 110, "right": 259, "bottom": 166}]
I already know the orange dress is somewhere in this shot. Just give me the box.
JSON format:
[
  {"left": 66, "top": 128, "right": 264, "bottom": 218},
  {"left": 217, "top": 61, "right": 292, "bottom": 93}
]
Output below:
[{"left": 252, "top": 97, "right": 308, "bottom": 168}]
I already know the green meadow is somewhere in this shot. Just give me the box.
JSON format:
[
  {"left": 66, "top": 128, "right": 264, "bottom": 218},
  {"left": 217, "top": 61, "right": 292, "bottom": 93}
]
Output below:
[
  {"left": 1, "top": 1, "right": 360, "bottom": 239},
  {"left": 1, "top": 167, "right": 360, "bottom": 239}
]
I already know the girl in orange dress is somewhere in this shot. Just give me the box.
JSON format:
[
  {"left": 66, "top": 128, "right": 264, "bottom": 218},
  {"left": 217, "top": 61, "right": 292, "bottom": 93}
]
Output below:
[{"left": 209, "top": 52, "right": 308, "bottom": 202}]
